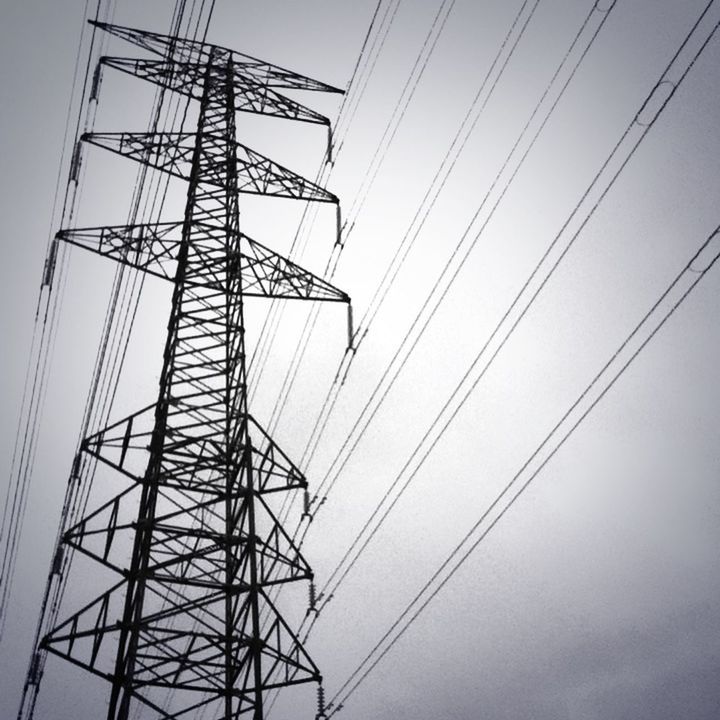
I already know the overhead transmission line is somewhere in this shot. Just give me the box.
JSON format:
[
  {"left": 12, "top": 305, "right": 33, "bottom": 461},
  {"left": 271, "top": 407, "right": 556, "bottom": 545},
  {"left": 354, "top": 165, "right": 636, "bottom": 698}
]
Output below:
[
  {"left": 340, "top": 0, "right": 459, "bottom": 247},
  {"left": 249, "top": 0, "right": 465, "bottom": 414},
  {"left": 258, "top": 6, "right": 549, "bottom": 668},
  {"left": 308, "top": 0, "right": 615, "bottom": 509},
  {"left": 19, "top": 2, "right": 197, "bottom": 660},
  {"left": 324, "top": 220, "right": 720, "bottom": 717},
  {"left": 251, "top": 9, "right": 422, "bottom": 687},
  {"left": 273, "top": 0, "right": 540, "bottom": 450},
  {"left": 303, "top": 0, "right": 720, "bottom": 624},
  {"left": 280, "top": 0, "right": 612, "bottom": 548},
  {"left": 0, "top": 0, "right": 118, "bottom": 641},
  {"left": 255, "top": 0, "right": 463, "bottom": 540},
  {"left": 266, "top": 0, "right": 544, "bottom": 542},
  {"left": 65, "top": 0, "right": 217, "bottom": 539},
  {"left": 253, "top": 0, "right": 396, "bottom": 637},
  {"left": 263, "top": 0, "right": 594, "bottom": 710},
  {"left": 42, "top": 0, "right": 215, "bottom": 649},
  {"left": 292, "top": 0, "right": 549, "bottom": 481},
  {"left": 261, "top": 0, "right": 464, "bottom": 443},
  {"left": 1, "top": 0, "right": 207, "bottom": 642},
  {"left": 332, "top": 0, "right": 402, "bottom": 155},
  {"left": 58, "top": 0, "right": 217, "bottom": 647},
  {"left": 43, "top": 0, "right": 208, "bottom": 598},
  {"left": 246, "top": 0, "right": 395, "bottom": 398},
  {"left": 247, "top": 0, "right": 411, "bottom": 406}
]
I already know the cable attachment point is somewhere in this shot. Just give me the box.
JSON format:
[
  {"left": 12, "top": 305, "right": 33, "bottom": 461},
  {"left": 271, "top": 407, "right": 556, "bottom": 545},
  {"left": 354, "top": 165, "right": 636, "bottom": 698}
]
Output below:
[
  {"left": 593, "top": 0, "right": 616, "bottom": 12},
  {"left": 51, "top": 545, "right": 64, "bottom": 575},
  {"left": 29, "top": 652, "right": 41, "bottom": 684},
  {"left": 90, "top": 62, "right": 104, "bottom": 102},
  {"left": 688, "top": 228, "right": 720, "bottom": 273},
  {"left": 326, "top": 125, "right": 334, "bottom": 166},
  {"left": 69, "top": 141, "right": 83, "bottom": 184},
  {"left": 315, "top": 682, "right": 327, "bottom": 719},
  {"left": 71, "top": 453, "right": 82, "bottom": 480},
  {"left": 42, "top": 238, "right": 59, "bottom": 289},
  {"left": 302, "top": 489, "right": 313, "bottom": 522},
  {"left": 346, "top": 303, "right": 354, "bottom": 352},
  {"left": 306, "top": 581, "right": 318, "bottom": 618},
  {"left": 335, "top": 204, "right": 343, "bottom": 247},
  {"left": 316, "top": 592, "right": 334, "bottom": 614}
]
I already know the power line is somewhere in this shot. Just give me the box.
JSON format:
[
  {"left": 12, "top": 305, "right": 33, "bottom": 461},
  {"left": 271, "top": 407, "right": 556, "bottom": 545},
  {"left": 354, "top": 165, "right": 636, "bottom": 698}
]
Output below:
[
  {"left": 246, "top": 0, "right": 398, "bottom": 399},
  {"left": 0, "top": 0, "right": 119, "bottom": 640},
  {"left": 262, "top": 0, "right": 464, "bottom": 436},
  {"left": 325, "top": 219, "right": 720, "bottom": 717},
  {"left": 311, "top": 0, "right": 720, "bottom": 615},
  {"left": 264, "top": 0, "right": 610, "bottom": 701},
  {"left": 297, "top": 0, "right": 612, "bottom": 544},
  {"left": 294, "top": 0, "right": 549, "bottom": 484},
  {"left": 268, "top": 0, "right": 547, "bottom": 547},
  {"left": 340, "top": 0, "right": 459, "bottom": 241},
  {"left": 253, "top": 0, "right": 465, "bottom": 414},
  {"left": 277, "top": 0, "right": 544, "bottom": 474},
  {"left": 254, "top": 9, "right": 553, "bottom": 675}
]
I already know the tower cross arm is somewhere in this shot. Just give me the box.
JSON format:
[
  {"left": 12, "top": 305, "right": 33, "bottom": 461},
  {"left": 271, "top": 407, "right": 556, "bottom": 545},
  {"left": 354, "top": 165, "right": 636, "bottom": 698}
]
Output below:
[
  {"left": 80, "top": 131, "right": 338, "bottom": 203},
  {"left": 56, "top": 222, "right": 350, "bottom": 304},
  {"left": 100, "top": 56, "right": 331, "bottom": 126},
  {"left": 91, "top": 20, "right": 344, "bottom": 94},
  {"left": 239, "top": 234, "right": 349, "bottom": 303}
]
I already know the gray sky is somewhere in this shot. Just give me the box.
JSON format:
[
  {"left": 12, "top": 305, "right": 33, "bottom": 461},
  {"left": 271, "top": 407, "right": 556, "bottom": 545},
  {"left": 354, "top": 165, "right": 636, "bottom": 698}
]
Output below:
[{"left": 1, "top": 0, "right": 719, "bottom": 718}]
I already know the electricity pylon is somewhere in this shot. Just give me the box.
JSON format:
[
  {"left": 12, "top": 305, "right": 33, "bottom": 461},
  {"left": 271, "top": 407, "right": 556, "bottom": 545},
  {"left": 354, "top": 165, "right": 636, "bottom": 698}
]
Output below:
[{"left": 35, "top": 22, "right": 347, "bottom": 720}]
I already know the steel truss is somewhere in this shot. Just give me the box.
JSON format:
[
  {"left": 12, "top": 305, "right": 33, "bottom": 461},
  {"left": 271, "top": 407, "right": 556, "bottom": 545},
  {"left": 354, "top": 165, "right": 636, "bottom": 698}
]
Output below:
[{"left": 40, "top": 21, "right": 347, "bottom": 720}]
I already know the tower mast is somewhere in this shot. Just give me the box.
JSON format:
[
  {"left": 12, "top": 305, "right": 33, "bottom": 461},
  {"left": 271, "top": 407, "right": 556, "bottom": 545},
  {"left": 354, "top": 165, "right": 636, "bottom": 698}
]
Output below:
[{"left": 34, "top": 22, "right": 347, "bottom": 720}]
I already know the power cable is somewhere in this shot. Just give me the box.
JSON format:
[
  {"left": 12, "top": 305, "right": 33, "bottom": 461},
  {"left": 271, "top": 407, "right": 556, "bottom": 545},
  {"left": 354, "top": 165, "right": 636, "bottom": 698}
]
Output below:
[
  {"left": 285, "top": 0, "right": 604, "bottom": 548},
  {"left": 246, "top": 0, "right": 399, "bottom": 399},
  {"left": 0, "top": 0, "right": 115, "bottom": 640},
  {"left": 264, "top": 0, "right": 552, "bottom": 702},
  {"left": 324, "top": 220, "right": 720, "bottom": 716},
  {"left": 311, "top": 0, "right": 720, "bottom": 612},
  {"left": 267, "top": 0, "right": 544, "bottom": 544},
  {"left": 262, "top": 0, "right": 465, "bottom": 437},
  {"left": 295, "top": 0, "right": 548, "bottom": 482}
]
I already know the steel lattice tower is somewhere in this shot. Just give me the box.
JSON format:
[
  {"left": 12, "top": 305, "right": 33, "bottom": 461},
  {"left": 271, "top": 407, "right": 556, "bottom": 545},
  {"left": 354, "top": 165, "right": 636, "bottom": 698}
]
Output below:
[{"left": 38, "top": 22, "right": 348, "bottom": 720}]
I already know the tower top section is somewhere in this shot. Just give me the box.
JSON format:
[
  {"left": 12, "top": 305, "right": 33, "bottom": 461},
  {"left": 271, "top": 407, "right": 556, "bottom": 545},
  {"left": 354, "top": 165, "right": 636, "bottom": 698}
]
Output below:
[{"left": 92, "top": 20, "right": 344, "bottom": 93}]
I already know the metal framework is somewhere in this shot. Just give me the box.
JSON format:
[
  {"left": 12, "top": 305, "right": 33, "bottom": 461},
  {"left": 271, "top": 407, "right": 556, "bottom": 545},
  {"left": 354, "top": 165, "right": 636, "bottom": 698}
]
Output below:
[{"left": 39, "top": 22, "right": 347, "bottom": 720}]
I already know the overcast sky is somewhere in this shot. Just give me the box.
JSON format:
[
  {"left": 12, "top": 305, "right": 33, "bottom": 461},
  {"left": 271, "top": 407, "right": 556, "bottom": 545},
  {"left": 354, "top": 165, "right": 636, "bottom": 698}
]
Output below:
[{"left": 1, "top": 1, "right": 719, "bottom": 719}]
